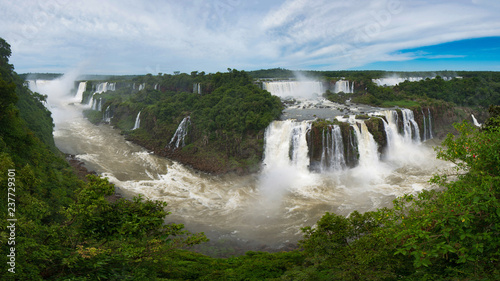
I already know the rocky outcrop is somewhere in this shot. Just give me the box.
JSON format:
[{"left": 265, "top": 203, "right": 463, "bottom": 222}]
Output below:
[
  {"left": 308, "top": 120, "right": 359, "bottom": 171},
  {"left": 365, "top": 117, "right": 387, "bottom": 154},
  {"left": 409, "top": 104, "right": 488, "bottom": 139}
]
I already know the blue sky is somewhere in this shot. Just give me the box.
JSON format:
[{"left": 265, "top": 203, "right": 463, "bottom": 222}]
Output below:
[
  {"left": 355, "top": 37, "right": 500, "bottom": 71},
  {"left": 1, "top": 0, "right": 500, "bottom": 74}
]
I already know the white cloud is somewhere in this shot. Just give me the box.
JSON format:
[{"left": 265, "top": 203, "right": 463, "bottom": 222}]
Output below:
[{"left": 0, "top": 0, "right": 499, "bottom": 74}]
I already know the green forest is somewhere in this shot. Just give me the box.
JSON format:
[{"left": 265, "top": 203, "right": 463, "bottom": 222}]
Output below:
[
  {"left": 250, "top": 67, "right": 500, "bottom": 108},
  {"left": 1, "top": 37, "right": 500, "bottom": 280},
  {"left": 347, "top": 74, "right": 500, "bottom": 108},
  {"left": 83, "top": 69, "right": 283, "bottom": 174}
]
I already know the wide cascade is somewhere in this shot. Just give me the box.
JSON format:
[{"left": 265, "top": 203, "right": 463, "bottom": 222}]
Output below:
[
  {"left": 262, "top": 120, "right": 311, "bottom": 171},
  {"left": 333, "top": 80, "right": 354, "bottom": 93},
  {"left": 263, "top": 81, "right": 324, "bottom": 98},
  {"left": 263, "top": 108, "right": 435, "bottom": 175},
  {"left": 88, "top": 82, "right": 115, "bottom": 106}
]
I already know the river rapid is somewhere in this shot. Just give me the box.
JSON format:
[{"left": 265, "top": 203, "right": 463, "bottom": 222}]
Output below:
[{"left": 30, "top": 76, "right": 453, "bottom": 252}]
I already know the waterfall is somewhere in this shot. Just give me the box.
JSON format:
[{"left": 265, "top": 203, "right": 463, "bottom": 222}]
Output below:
[
  {"left": 91, "top": 96, "right": 97, "bottom": 110},
  {"left": 74, "top": 81, "right": 87, "bottom": 103},
  {"left": 261, "top": 107, "right": 428, "bottom": 175},
  {"left": 103, "top": 106, "right": 112, "bottom": 123},
  {"left": 138, "top": 83, "right": 145, "bottom": 91},
  {"left": 169, "top": 117, "right": 191, "bottom": 148},
  {"left": 346, "top": 126, "right": 359, "bottom": 167},
  {"left": 401, "top": 109, "right": 421, "bottom": 143},
  {"left": 377, "top": 108, "right": 435, "bottom": 166},
  {"left": 262, "top": 81, "right": 324, "bottom": 98},
  {"left": 193, "top": 83, "right": 202, "bottom": 94},
  {"left": 420, "top": 108, "right": 434, "bottom": 141},
  {"left": 471, "top": 114, "right": 481, "bottom": 127},
  {"left": 428, "top": 108, "right": 433, "bottom": 139},
  {"left": 380, "top": 109, "right": 421, "bottom": 145},
  {"left": 422, "top": 109, "right": 427, "bottom": 141},
  {"left": 259, "top": 120, "right": 313, "bottom": 200},
  {"left": 154, "top": 84, "right": 159, "bottom": 91},
  {"left": 96, "top": 82, "right": 108, "bottom": 93},
  {"left": 289, "top": 122, "right": 311, "bottom": 169},
  {"left": 320, "top": 125, "right": 346, "bottom": 171},
  {"left": 372, "top": 77, "right": 424, "bottom": 86},
  {"left": 91, "top": 97, "right": 102, "bottom": 111},
  {"left": 87, "top": 82, "right": 112, "bottom": 106},
  {"left": 333, "top": 80, "right": 353, "bottom": 93},
  {"left": 380, "top": 117, "right": 395, "bottom": 151},
  {"left": 87, "top": 92, "right": 96, "bottom": 106},
  {"left": 132, "top": 111, "right": 141, "bottom": 130},
  {"left": 262, "top": 120, "right": 311, "bottom": 172},
  {"left": 352, "top": 123, "right": 379, "bottom": 167}
]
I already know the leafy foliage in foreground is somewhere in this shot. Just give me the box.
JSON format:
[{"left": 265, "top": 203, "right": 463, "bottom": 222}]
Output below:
[
  {"left": 1, "top": 38, "right": 209, "bottom": 280},
  {"left": 2, "top": 37, "right": 500, "bottom": 279},
  {"left": 288, "top": 106, "right": 500, "bottom": 280}
]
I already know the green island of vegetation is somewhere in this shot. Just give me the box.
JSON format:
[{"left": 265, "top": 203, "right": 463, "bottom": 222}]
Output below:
[
  {"left": 82, "top": 69, "right": 282, "bottom": 174},
  {"left": 1, "top": 38, "right": 500, "bottom": 280}
]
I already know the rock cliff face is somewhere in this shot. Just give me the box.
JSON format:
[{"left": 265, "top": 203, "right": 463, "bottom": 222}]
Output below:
[
  {"left": 307, "top": 121, "right": 358, "bottom": 171},
  {"left": 365, "top": 117, "right": 387, "bottom": 154}
]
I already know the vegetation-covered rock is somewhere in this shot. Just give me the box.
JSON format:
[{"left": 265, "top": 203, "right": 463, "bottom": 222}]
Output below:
[
  {"left": 308, "top": 119, "right": 359, "bottom": 170},
  {"left": 365, "top": 117, "right": 387, "bottom": 154},
  {"left": 83, "top": 70, "right": 282, "bottom": 174}
]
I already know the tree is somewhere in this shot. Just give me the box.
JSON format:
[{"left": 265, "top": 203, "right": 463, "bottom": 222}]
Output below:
[{"left": 0, "top": 37, "right": 13, "bottom": 74}]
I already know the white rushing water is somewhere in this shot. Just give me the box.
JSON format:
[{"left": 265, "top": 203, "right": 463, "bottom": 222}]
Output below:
[
  {"left": 193, "top": 83, "right": 201, "bottom": 94},
  {"left": 333, "top": 80, "right": 354, "bottom": 93},
  {"left": 373, "top": 76, "right": 455, "bottom": 86},
  {"left": 471, "top": 114, "right": 481, "bottom": 127},
  {"left": 263, "top": 81, "right": 325, "bottom": 98},
  {"left": 74, "top": 81, "right": 87, "bottom": 103},
  {"left": 88, "top": 82, "right": 116, "bottom": 107},
  {"left": 132, "top": 111, "right": 141, "bottom": 130},
  {"left": 169, "top": 116, "right": 191, "bottom": 148},
  {"left": 320, "top": 125, "right": 346, "bottom": 172},
  {"left": 263, "top": 80, "right": 354, "bottom": 98},
  {"left": 29, "top": 75, "right": 453, "bottom": 248}
]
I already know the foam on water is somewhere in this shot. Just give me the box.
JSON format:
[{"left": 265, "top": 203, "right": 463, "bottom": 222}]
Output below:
[{"left": 32, "top": 74, "right": 454, "bottom": 247}]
